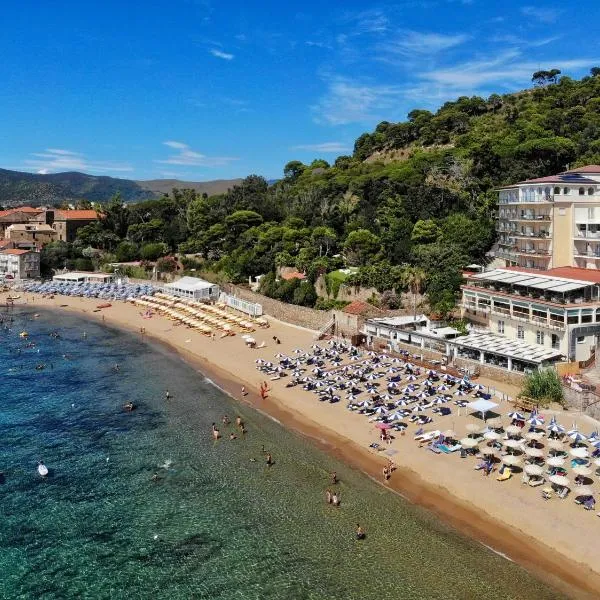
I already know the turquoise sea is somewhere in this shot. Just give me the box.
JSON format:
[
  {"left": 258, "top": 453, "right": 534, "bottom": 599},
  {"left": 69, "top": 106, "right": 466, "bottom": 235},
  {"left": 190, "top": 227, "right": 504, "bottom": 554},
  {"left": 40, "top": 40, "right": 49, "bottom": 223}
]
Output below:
[{"left": 0, "top": 307, "right": 566, "bottom": 599}]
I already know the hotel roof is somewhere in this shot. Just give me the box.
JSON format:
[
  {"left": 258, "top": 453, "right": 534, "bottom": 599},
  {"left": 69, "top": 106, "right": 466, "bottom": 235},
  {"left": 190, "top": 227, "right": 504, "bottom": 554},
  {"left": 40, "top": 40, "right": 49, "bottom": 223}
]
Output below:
[
  {"left": 468, "top": 268, "right": 596, "bottom": 293},
  {"left": 55, "top": 210, "right": 99, "bottom": 220},
  {"left": 1, "top": 249, "right": 32, "bottom": 255},
  {"left": 456, "top": 332, "right": 563, "bottom": 363},
  {"left": 499, "top": 165, "right": 600, "bottom": 188}
]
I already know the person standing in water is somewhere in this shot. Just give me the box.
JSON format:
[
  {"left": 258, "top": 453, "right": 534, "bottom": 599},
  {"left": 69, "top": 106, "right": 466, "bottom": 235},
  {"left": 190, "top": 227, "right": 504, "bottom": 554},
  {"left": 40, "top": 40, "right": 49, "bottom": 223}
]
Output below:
[
  {"left": 165, "top": 390, "right": 171, "bottom": 400},
  {"left": 356, "top": 524, "right": 365, "bottom": 540},
  {"left": 266, "top": 453, "right": 273, "bottom": 467}
]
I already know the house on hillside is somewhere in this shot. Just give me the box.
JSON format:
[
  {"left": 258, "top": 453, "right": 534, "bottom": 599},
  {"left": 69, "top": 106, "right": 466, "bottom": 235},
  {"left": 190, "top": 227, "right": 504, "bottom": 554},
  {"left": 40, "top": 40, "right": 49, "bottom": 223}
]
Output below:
[
  {"left": 0, "top": 249, "right": 40, "bottom": 279},
  {"left": 5, "top": 223, "right": 57, "bottom": 249},
  {"left": 48, "top": 209, "right": 99, "bottom": 242},
  {"left": 331, "top": 300, "right": 384, "bottom": 337},
  {"left": 0, "top": 207, "right": 44, "bottom": 236}
]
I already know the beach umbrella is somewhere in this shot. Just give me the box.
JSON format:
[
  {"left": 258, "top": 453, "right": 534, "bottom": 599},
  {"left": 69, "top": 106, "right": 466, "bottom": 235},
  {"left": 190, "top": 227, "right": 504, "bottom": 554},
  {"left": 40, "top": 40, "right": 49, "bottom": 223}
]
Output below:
[
  {"left": 573, "top": 465, "right": 592, "bottom": 476},
  {"left": 412, "top": 404, "right": 426, "bottom": 412},
  {"left": 367, "top": 388, "right": 380, "bottom": 396},
  {"left": 547, "top": 421, "right": 565, "bottom": 434},
  {"left": 432, "top": 397, "right": 446, "bottom": 405},
  {"left": 395, "top": 399, "right": 410, "bottom": 407},
  {"left": 591, "top": 439, "right": 600, "bottom": 449},
  {"left": 460, "top": 438, "right": 480, "bottom": 448},
  {"left": 525, "top": 431, "right": 544, "bottom": 441},
  {"left": 525, "top": 464, "right": 544, "bottom": 476},
  {"left": 567, "top": 430, "right": 587, "bottom": 444},
  {"left": 357, "top": 400, "right": 371, "bottom": 408},
  {"left": 366, "top": 373, "right": 378, "bottom": 381},
  {"left": 484, "top": 430, "right": 501, "bottom": 441},
  {"left": 466, "top": 423, "right": 483, "bottom": 433},
  {"left": 504, "top": 439, "right": 523, "bottom": 449},
  {"left": 547, "top": 456, "right": 565, "bottom": 467},
  {"left": 346, "top": 394, "right": 358, "bottom": 401},
  {"left": 406, "top": 374, "right": 417, "bottom": 381},
  {"left": 507, "top": 412, "right": 525, "bottom": 420},
  {"left": 443, "top": 429, "right": 456, "bottom": 438},
  {"left": 373, "top": 406, "right": 387, "bottom": 415},
  {"left": 506, "top": 425, "right": 522, "bottom": 436},
  {"left": 416, "top": 391, "right": 429, "bottom": 400},
  {"left": 438, "top": 384, "right": 449, "bottom": 391},
  {"left": 525, "top": 447, "right": 544, "bottom": 458},
  {"left": 381, "top": 393, "right": 394, "bottom": 401},
  {"left": 375, "top": 422, "right": 392, "bottom": 430},
  {"left": 570, "top": 447, "right": 589, "bottom": 459},
  {"left": 549, "top": 475, "right": 570, "bottom": 487},
  {"left": 387, "top": 382, "right": 398, "bottom": 389},
  {"left": 547, "top": 439, "right": 564, "bottom": 451},
  {"left": 528, "top": 415, "right": 545, "bottom": 427},
  {"left": 454, "top": 390, "right": 466, "bottom": 397},
  {"left": 573, "top": 486, "right": 594, "bottom": 497},
  {"left": 587, "top": 430, "right": 599, "bottom": 442},
  {"left": 389, "top": 411, "right": 405, "bottom": 421},
  {"left": 502, "top": 455, "right": 522, "bottom": 466}
]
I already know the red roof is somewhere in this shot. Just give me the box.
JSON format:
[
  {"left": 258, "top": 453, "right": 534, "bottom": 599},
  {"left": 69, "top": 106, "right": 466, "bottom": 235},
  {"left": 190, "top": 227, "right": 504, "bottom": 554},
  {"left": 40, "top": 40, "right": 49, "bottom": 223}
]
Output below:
[
  {"left": 280, "top": 270, "right": 306, "bottom": 281},
  {"left": 55, "top": 210, "right": 98, "bottom": 220},
  {"left": 562, "top": 165, "right": 600, "bottom": 174},
  {"left": 0, "top": 207, "right": 43, "bottom": 218},
  {"left": 1, "top": 248, "right": 31, "bottom": 255},
  {"left": 504, "top": 265, "right": 600, "bottom": 284},
  {"left": 342, "top": 300, "right": 372, "bottom": 315}
]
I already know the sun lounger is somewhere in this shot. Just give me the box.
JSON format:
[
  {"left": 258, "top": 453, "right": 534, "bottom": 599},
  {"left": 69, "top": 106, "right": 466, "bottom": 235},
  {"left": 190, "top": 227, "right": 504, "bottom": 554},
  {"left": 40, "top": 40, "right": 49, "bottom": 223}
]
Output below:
[
  {"left": 557, "top": 487, "right": 569, "bottom": 499},
  {"left": 528, "top": 477, "right": 545, "bottom": 487},
  {"left": 496, "top": 467, "right": 512, "bottom": 481},
  {"left": 428, "top": 444, "right": 442, "bottom": 454},
  {"left": 438, "top": 444, "right": 461, "bottom": 453},
  {"left": 414, "top": 430, "right": 440, "bottom": 442}
]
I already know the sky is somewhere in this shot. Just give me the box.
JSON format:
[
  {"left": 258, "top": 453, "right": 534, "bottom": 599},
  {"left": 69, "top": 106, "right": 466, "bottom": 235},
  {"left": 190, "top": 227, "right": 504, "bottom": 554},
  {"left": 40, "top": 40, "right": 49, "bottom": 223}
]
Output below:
[{"left": 1, "top": 0, "right": 599, "bottom": 182}]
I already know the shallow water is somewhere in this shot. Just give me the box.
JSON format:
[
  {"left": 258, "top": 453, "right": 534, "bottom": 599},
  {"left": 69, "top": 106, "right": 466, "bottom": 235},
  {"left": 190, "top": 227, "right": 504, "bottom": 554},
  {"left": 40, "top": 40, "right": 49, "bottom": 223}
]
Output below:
[{"left": 0, "top": 308, "right": 566, "bottom": 599}]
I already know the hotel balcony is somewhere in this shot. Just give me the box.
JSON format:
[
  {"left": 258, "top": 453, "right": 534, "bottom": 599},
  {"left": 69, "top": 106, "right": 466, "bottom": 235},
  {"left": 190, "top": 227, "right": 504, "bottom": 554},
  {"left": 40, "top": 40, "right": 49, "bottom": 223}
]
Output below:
[
  {"left": 512, "top": 232, "right": 550, "bottom": 239},
  {"left": 502, "top": 195, "right": 553, "bottom": 205},
  {"left": 514, "top": 248, "right": 551, "bottom": 256},
  {"left": 574, "top": 230, "right": 600, "bottom": 239},
  {"left": 513, "top": 214, "right": 551, "bottom": 221}
]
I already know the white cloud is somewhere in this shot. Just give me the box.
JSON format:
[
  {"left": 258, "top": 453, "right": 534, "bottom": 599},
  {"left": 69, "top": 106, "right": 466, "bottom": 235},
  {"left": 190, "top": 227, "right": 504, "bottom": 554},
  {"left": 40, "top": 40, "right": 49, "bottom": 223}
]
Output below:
[
  {"left": 23, "top": 148, "right": 133, "bottom": 174},
  {"left": 379, "top": 31, "right": 469, "bottom": 57},
  {"left": 312, "top": 76, "right": 403, "bottom": 125},
  {"left": 292, "top": 142, "right": 351, "bottom": 153},
  {"left": 210, "top": 48, "right": 234, "bottom": 60},
  {"left": 157, "top": 141, "right": 238, "bottom": 167},
  {"left": 521, "top": 6, "right": 562, "bottom": 24},
  {"left": 305, "top": 40, "right": 333, "bottom": 50}
]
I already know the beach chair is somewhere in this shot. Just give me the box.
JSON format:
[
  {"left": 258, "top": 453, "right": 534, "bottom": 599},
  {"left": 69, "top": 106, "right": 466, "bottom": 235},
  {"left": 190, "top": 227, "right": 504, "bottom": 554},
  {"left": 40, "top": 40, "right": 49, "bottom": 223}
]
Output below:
[
  {"left": 541, "top": 487, "right": 553, "bottom": 500},
  {"left": 557, "top": 487, "right": 569, "bottom": 499},
  {"left": 528, "top": 476, "right": 545, "bottom": 487},
  {"left": 496, "top": 467, "right": 512, "bottom": 482}
]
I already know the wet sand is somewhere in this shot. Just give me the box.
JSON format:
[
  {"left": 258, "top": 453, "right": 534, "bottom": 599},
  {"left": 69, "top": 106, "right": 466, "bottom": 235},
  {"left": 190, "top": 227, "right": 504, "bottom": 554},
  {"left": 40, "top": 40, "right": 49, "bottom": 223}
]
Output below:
[{"left": 7, "top": 292, "right": 600, "bottom": 600}]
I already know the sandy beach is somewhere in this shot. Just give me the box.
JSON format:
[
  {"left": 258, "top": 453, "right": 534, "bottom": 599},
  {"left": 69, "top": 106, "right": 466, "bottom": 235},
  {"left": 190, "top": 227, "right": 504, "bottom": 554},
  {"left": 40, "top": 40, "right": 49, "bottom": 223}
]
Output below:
[{"left": 7, "top": 291, "right": 600, "bottom": 599}]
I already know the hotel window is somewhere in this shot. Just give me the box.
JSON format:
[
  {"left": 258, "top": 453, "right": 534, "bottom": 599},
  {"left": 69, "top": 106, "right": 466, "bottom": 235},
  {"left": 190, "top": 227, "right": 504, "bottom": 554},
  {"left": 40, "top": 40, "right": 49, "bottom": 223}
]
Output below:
[
  {"left": 577, "top": 336, "right": 586, "bottom": 344},
  {"left": 554, "top": 187, "right": 560, "bottom": 195},
  {"left": 563, "top": 187, "right": 570, "bottom": 195},
  {"left": 536, "top": 330, "right": 544, "bottom": 345},
  {"left": 517, "top": 325, "right": 524, "bottom": 339},
  {"left": 497, "top": 320, "right": 504, "bottom": 334},
  {"left": 589, "top": 188, "right": 595, "bottom": 195},
  {"left": 579, "top": 187, "right": 585, "bottom": 195}
]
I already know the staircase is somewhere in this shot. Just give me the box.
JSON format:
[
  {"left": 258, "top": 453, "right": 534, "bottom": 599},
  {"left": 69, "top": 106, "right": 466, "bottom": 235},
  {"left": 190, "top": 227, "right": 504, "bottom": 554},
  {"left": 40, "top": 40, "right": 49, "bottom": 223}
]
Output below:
[{"left": 315, "top": 318, "right": 335, "bottom": 340}]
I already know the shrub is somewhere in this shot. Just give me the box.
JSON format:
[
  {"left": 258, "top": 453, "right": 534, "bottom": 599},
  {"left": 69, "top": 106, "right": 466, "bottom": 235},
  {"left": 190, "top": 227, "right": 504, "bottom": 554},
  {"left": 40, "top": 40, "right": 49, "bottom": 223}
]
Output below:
[
  {"left": 521, "top": 369, "right": 565, "bottom": 407},
  {"left": 115, "top": 241, "right": 139, "bottom": 262},
  {"left": 140, "top": 242, "right": 169, "bottom": 261}
]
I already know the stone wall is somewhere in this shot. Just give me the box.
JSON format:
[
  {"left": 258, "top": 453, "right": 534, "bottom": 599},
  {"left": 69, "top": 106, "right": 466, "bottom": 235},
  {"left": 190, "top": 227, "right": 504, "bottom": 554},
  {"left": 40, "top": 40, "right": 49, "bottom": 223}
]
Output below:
[
  {"left": 223, "top": 283, "right": 332, "bottom": 331},
  {"left": 563, "top": 386, "right": 600, "bottom": 420}
]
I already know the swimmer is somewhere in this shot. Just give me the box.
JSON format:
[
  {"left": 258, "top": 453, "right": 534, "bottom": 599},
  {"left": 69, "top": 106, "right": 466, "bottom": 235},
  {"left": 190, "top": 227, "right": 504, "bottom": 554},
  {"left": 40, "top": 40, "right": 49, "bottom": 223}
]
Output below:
[
  {"left": 114, "top": 363, "right": 120, "bottom": 372},
  {"left": 241, "top": 386, "right": 248, "bottom": 397},
  {"left": 35, "top": 364, "right": 45, "bottom": 370},
  {"left": 240, "top": 425, "right": 246, "bottom": 435},
  {"left": 236, "top": 415, "right": 242, "bottom": 427},
  {"left": 332, "top": 492, "right": 340, "bottom": 507},
  {"left": 266, "top": 453, "right": 273, "bottom": 467},
  {"left": 212, "top": 427, "right": 221, "bottom": 440},
  {"left": 82, "top": 331, "right": 87, "bottom": 339},
  {"left": 356, "top": 524, "right": 365, "bottom": 540},
  {"left": 165, "top": 390, "right": 171, "bottom": 400},
  {"left": 151, "top": 473, "right": 160, "bottom": 482},
  {"left": 330, "top": 471, "right": 338, "bottom": 485},
  {"left": 123, "top": 401, "right": 135, "bottom": 412},
  {"left": 222, "top": 414, "right": 230, "bottom": 425}
]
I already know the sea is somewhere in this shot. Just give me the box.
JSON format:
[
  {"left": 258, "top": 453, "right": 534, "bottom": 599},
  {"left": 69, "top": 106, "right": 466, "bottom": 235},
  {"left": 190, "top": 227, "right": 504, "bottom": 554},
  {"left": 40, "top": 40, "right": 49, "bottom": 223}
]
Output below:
[{"left": 0, "top": 307, "right": 567, "bottom": 600}]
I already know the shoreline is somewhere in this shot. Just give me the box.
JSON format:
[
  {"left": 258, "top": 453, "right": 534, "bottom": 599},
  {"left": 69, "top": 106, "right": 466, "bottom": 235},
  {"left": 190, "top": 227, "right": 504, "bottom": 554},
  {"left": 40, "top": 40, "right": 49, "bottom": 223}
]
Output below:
[{"left": 8, "top": 295, "right": 600, "bottom": 599}]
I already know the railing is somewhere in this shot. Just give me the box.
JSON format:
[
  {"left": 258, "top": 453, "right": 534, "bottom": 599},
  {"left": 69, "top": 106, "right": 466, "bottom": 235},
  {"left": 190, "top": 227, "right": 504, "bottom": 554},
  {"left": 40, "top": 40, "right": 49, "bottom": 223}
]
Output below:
[
  {"left": 491, "top": 306, "right": 511, "bottom": 316},
  {"left": 573, "top": 250, "right": 600, "bottom": 258},
  {"left": 315, "top": 318, "right": 335, "bottom": 340},
  {"left": 515, "top": 215, "right": 551, "bottom": 221},
  {"left": 575, "top": 231, "right": 600, "bottom": 239},
  {"left": 515, "top": 248, "right": 551, "bottom": 256},
  {"left": 512, "top": 232, "right": 549, "bottom": 239}
]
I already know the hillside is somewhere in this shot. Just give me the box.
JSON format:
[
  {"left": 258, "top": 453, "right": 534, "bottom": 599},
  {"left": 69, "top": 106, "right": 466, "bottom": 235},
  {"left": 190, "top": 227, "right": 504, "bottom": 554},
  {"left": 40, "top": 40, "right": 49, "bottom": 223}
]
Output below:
[{"left": 0, "top": 168, "right": 240, "bottom": 206}]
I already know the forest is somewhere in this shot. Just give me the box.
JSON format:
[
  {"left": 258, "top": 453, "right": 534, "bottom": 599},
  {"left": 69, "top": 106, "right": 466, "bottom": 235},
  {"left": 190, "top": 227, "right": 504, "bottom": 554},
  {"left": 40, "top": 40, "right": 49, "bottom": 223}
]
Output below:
[{"left": 41, "top": 68, "right": 600, "bottom": 315}]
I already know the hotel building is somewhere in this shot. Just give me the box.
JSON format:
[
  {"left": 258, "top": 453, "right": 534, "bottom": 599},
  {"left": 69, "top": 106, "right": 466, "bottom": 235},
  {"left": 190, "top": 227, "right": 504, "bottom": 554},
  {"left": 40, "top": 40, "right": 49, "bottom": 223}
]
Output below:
[{"left": 496, "top": 165, "right": 600, "bottom": 270}]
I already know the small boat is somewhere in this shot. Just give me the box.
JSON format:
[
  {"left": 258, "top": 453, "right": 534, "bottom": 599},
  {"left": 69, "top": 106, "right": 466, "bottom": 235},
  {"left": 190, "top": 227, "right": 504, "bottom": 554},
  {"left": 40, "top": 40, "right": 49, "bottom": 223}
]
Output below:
[
  {"left": 19, "top": 331, "right": 29, "bottom": 338},
  {"left": 7, "top": 295, "right": 21, "bottom": 300},
  {"left": 37, "top": 462, "right": 48, "bottom": 477}
]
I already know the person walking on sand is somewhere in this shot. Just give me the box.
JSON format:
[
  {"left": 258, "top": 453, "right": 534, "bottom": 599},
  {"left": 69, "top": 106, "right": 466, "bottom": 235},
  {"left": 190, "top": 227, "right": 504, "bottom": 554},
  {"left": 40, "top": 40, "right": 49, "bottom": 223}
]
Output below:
[
  {"left": 241, "top": 386, "right": 248, "bottom": 397},
  {"left": 383, "top": 466, "right": 390, "bottom": 481}
]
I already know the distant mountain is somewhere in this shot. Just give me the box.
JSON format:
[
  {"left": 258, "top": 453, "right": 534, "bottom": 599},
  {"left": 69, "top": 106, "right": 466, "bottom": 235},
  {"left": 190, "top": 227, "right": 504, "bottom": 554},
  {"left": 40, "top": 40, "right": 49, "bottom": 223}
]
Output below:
[{"left": 0, "top": 168, "right": 242, "bottom": 207}]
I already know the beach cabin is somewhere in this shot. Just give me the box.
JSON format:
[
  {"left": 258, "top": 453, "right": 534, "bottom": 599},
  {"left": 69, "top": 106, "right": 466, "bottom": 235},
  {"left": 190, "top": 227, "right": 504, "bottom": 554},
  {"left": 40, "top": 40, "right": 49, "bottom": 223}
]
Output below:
[
  {"left": 163, "top": 276, "right": 220, "bottom": 301},
  {"left": 53, "top": 272, "right": 115, "bottom": 284}
]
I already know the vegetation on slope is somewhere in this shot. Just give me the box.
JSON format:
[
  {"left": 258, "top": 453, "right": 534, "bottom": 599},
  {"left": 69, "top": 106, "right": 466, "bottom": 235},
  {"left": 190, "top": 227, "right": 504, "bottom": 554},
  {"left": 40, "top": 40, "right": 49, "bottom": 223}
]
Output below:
[{"left": 44, "top": 68, "right": 600, "bottom": 314}]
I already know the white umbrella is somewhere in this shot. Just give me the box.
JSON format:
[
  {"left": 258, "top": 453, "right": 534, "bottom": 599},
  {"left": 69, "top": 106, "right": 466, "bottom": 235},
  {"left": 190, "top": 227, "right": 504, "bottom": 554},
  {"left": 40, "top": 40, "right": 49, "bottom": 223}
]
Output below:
[
  {"left": 373, "top": 406, "right": 388, "bottom": 415},
  {"left": 502, "top": 455, "right": 522, "bottom": 466},
  {"left": 528, "top": 415, "right": 545, "bottom": 426},
  {"left": 573, "top": 485, "right": 594, "bottom": 497},
  {"left": 587, "top": 430, "right": 599, "bottom": 442},
  {"left": 547, "top": 421, "right": 565, "bottom": 433},
  {"left": 573, "top": 465, "right": 592, "bottom": 476},
  {"left": 506, "top": 425, "right": 522, "bottom": 436},
  {"left": 525, "top": 447, "right": 544, "bottom": 458},
  {"left": 525, "top": 431, "right": 544, "bottom": 441},
  {"left": 547, "top": 456, "right": 565, "bottom": 467},
  {"left": 547, "top": 439, "right": 564, "bottom": 451},
  {"left": 460, "top": 438, "right": 480, "bottom": 448},
  {"left": 381, "top": 393, "right": 394, "bottom": 401},
  {"left": 570, "top": 447, "right": 589, "bottom": 458},
  {"left": 525, "top": 464, "right": 544, "bottom": 476},
  {"left": 406, "top": 374, "right": 417, "bottom": 381},
  {"left": 483, "top": 430, "right": 501, "bottom": 441},
  {"left": 412, "top": 404, "right": 426, "bottom": 412},
  {"left": 389, "top": 411, "right": 405, "bottom": 421},
  {"left": 567, "top": 430, "right": 587, "bottom": 444},
  {"left": 504, "top": 439, "right": 523, "bottom": 449},
  {"left": 549, "top": 475, "right": 570, "bottom": 487},
  {"left": 443, "top": 429, "right": 456, "bottom": 438},
  {"left": 454, "top": 390, "right": 466, "bottom": 397}
]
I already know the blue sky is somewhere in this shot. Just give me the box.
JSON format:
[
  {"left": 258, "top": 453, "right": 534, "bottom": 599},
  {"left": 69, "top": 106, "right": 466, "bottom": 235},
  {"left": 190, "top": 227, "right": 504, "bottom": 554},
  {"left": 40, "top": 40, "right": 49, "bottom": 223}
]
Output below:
[{"left": 1, "top": 0, "right": 599, "bottom": 181}]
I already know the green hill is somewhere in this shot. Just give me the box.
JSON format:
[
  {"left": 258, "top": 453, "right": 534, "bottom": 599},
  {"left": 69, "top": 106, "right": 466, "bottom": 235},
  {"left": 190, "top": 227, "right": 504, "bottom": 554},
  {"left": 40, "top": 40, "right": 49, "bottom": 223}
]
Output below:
[{"left": 0, "top": 168, "right": 240, "bottom": 206}]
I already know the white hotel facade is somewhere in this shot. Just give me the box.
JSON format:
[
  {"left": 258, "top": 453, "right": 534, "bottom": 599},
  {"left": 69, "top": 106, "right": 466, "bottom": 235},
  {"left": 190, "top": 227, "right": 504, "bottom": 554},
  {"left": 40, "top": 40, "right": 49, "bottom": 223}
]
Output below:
[{"left": 459, "top": 166, "right": 600, "bottom": 370}]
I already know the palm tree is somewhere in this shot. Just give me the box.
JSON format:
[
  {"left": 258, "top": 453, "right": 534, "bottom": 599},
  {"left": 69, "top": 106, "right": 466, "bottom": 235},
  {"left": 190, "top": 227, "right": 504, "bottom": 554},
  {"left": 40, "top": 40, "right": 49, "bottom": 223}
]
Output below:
[{"left": 403, "top": 267, "right": 426, "bottom": 324}]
